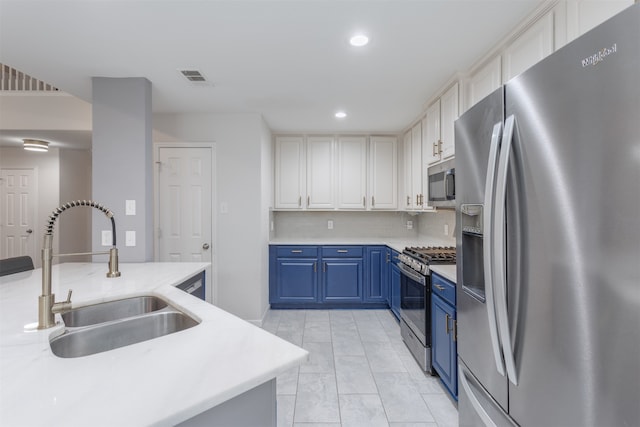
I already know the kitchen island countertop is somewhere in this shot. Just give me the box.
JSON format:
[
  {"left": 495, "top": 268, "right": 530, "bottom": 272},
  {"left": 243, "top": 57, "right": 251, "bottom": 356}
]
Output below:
[{"left": 0, "top": 262, "right": 308, "bottom": 427}]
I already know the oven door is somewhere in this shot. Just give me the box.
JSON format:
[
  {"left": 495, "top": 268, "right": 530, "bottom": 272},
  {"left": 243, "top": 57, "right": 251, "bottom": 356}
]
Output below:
[{"left": 399, "top": 262, "right": 429, "bottom": 346}]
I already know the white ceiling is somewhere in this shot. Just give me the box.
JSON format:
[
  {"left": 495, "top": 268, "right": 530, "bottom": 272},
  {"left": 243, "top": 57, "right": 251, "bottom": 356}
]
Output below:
[{"left": 0, "top": 0, "right": 543, "bottom": 142}]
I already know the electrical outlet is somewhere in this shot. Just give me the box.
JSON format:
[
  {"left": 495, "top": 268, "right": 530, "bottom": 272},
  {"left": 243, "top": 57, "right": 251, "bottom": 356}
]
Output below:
[
  {"left": 328, "top": 220, "right": 334, "bottom": 230},
  {"left": 406, "top": 220, "right": 413, "bottom": 230},
  {"left": 101, "top": 230, "right": 112, "bottom": 246},
  {"left": 444, "top": 224, "right": 449, "bottom": 235}
]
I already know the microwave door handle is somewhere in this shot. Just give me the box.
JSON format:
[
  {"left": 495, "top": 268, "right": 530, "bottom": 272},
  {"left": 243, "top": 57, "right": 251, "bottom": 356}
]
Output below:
[
  {"left": 483, "top": 121, "right": 506, "bottom": 377},
  {"left": 494, "top": 114, "right": 518, "bottom": 386}
]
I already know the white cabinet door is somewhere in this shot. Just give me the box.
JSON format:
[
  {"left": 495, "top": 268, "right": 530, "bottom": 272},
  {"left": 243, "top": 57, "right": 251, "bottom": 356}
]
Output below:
[
  {"left": 410, "top": 122, "right": 424, "bottom": 209},
  {"left": 424, "top": 100, "right": 441, "bottom": 166},
  {"left": 439, "top": 83, "right": 459, "bottom": 161},
  {"left": 337, "top": 136, "right": 367, "bottom": 209},
  {"left": 274, "top": 136, "right": 305, "bottom": 209},
  {"left": 307, "top": 136, "right": 335, "bottom": 209},
  {"left": 369, "top": 136, "right": 397, "bottom": 210},
  {"left": 402, "top": 131, "right": 412, "bottom": 210},
  {"left": 464, "top": 56, "right": 501, "bottom": 112},
  {"left": 503, "top": 11, "right": 554, "bottom": 82}
]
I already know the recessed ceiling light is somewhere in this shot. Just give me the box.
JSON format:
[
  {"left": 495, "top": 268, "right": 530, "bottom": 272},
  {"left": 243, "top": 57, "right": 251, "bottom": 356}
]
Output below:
[
  {"left": 349, "top": 34, "right": 369, "bottom": 47},
  {"left": 335, "top": 111, "right": 347, "bottom": 119}
]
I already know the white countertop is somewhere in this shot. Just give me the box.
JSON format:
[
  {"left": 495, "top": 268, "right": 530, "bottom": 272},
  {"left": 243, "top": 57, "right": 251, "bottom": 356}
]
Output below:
[
  {"left": 429, "top": 264, "right": 457, "bottom": 283},
  {"left": 0, "top": 263, "right": 308, "bottom": 427},
  {"left": 269, "top": 237, "right": 456, "bottom": 254}
]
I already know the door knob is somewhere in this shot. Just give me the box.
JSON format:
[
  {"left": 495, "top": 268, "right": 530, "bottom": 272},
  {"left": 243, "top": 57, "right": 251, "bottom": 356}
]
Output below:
[
  {"left": 26, "top": 229, "right": 33, "bottom": 234},
  {"left": 202, "top": 243, "right": 210, "bottom": 250}
]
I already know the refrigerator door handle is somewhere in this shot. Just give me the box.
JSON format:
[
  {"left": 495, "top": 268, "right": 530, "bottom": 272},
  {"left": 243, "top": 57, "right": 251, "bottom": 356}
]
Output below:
[
  {"left": 459, "top": 365, "right": 499, "bottom": 427},
  {"left": 483, "top": 121, "right": 506, "bottom": 376},
  {"left": 494, "top": 114, "right": 518, "bottom": 386}
]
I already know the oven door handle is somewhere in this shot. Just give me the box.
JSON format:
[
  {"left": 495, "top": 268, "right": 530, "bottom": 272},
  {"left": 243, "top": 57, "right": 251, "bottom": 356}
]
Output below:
[{"left": 397, "top": 262, "right": 426, "bottom": 286}]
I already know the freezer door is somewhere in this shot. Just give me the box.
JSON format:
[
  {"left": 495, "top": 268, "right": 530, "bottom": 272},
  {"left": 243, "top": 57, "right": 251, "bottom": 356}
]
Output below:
[
  {"left": 503, "top": 5, "right": 640, "bottom": 426},
  {"left": 455, "top": 88, "right": 508, "bottom": 411}
]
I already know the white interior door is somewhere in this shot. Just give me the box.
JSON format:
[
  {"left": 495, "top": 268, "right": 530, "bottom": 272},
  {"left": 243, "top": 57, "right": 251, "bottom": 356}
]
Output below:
[
  {"left": 157, "top": 147, "right": 213, "bottom": 263},
  {"left": 0, "top": 168, "right": 37, "bottom": 261}
]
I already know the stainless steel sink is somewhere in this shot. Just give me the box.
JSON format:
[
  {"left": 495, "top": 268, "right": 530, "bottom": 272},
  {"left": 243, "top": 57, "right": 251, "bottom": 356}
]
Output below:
[
  {"left": 61, "top": 295, "right": 169, "bottom": 327},
  {"left": 50, "top": 311, "right": 199, "bottom": 358}
]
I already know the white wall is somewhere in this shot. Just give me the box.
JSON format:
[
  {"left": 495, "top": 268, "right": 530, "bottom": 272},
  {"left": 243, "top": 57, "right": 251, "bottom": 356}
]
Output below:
[
  {"left": 58, "top": 149, "right": 92, "bottom": 261},
  {"left": 153, "top": 112, "right": 271, "bottom": 323}
]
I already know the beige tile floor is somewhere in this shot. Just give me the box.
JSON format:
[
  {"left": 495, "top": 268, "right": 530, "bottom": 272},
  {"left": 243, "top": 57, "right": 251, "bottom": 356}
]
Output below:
[{"left": 262, "top": 309, "right": 458, "bottom": 427}]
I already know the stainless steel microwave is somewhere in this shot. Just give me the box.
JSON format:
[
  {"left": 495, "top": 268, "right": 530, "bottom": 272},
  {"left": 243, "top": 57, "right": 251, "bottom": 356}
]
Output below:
[{"left": 427, "top": 158, "right": 455, "bottom": 208}]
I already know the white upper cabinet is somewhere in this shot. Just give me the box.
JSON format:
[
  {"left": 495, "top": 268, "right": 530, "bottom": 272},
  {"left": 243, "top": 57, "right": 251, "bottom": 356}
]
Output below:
[
  {"left": 425, "top": 83, "right": 459, "bottom": 166},
  {"left": 502, "top": 10, "right": 555, "bottom": 83},
  {"left": 402, "top": 131, "right": 413, "bottom": 210},
  {"left": 464, "top": 56, "right": 502, "bottom": 113},
  {"left": 274, "top": 136, "right": 305, "bottom": 209},
  {"left": 439, "top": 83, "right": 459, "bottom": 161},
  {"left": 410, "top": 122, "right": 424, "bottom": 209},
  {"left": 337, "top": 136, "right": 367, "bottom": 209},
  {"left": 369, "top": 136, "right": 397, "bottom": 210},
  {"left": 306, "top": 136, "right": 335, "bottom": 209},
  {"left": 424, "top": 99, "right": 441, "bottom": 166}
]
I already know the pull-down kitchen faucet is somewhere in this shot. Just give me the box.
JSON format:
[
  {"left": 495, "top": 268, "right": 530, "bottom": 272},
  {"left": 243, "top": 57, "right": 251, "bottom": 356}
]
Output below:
[{"left": 38, "top": 200, "right": 121, "bottom": 329}]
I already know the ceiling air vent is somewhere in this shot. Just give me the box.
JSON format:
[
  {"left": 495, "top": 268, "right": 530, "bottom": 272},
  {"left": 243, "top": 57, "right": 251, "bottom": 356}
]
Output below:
[{"left": 178, "top": 69, "right": 212, "bottom": 86}]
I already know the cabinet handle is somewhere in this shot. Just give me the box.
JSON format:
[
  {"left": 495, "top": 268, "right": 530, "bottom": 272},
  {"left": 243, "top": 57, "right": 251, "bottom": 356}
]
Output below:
[
  {"left": 314, "top": 262, "right": 317, "bottom": 273},
  {"left": 337, "top": 250, "right": 348, "bottom": 253},
  {"left": 291, "top": 250, "right": 303, "bottom": 253},
  {"left": 298, "top": 196, "right": 302, "bottom": 207},
  {"left": 323, "top": 262, "right": 327, "bottom": 272},
  {"left": 438, "top": 139, "right": 443, "bottom": 155},
  {"left": 433, "top": 141, "right": 438, "bottom": 157},
  {"left": 407, "top": 196, "right": 411, "bottom": 206},
  {"left": 434, "top": 284, "right": 445, "bottom": 291},
  {"left": 363, "top": 196, "right": 366, "bottom": 207},
  {"left": 453, "top": 319, "right": 457, "bottom": 342},
  {"left": 386, "top": 252, "right": 390, "bottom": 263},
  {"left": 445, "top": 313, "right": 451, "bottom": 335},
  {"left": 307, "top": 196, "right": 310, "bottom": 207},
  {"left": 372, "top": 196, "right": 375, "bottom": 207},
  {"left": 416, "top": 195, "right": 420, "bottom": 206}
]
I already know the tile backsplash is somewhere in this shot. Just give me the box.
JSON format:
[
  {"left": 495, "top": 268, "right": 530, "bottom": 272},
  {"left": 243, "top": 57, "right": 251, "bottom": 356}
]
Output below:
[{"left": 272, "top": 209, "right": 456, "bottom": 245}]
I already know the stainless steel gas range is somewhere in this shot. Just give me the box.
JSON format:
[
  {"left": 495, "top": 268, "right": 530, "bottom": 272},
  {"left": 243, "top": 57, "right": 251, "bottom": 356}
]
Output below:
[{"left": 398, "top": 246, "right": 456, "bottom": 373}]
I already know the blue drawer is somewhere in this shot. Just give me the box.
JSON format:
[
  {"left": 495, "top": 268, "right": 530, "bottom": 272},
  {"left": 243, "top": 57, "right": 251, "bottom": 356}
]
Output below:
[
  {"left": 275, "top": 246, "right": 318, "bottom": 258},
  {"left": 432, "top": 273, "right": 456, "bottom": 306},
  {"left": 321, "top": 246, "right": 363, "bottom": 258}
]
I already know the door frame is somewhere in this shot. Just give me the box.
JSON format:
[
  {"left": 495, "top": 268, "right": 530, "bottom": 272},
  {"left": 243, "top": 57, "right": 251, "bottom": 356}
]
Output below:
[{"left": 153, "top": 142, "right": 217, "bottom": 304}]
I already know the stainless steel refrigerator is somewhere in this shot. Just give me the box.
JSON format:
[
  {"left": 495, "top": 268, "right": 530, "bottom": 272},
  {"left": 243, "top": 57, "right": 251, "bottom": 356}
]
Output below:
[{"left": 455, "top": 5, "right": 639, "bottom": 426}]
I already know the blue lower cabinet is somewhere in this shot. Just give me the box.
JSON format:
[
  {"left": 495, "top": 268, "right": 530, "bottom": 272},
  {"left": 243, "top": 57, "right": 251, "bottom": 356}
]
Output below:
[
  {"left": 431, "top": 272, "right": 458, "bottom": 400},
  {"left": 269, "top": 246, "right": 319, "bottom": 305},
  {"left": 365, "top": 246, "right": 390, "bottom": 303},
  {"left": 270, "top": 244, "right": 394, "bottom": 309}
]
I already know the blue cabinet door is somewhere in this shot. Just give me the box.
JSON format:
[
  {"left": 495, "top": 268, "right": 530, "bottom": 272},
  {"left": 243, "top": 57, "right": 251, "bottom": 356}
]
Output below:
[
  {"left": 365, "top": 246, "right": 389, "bottom": 303},
  {"left": 275, "top": 259, "right": 318, "bottom": 302},
  {"left": 321, "top": 259, "right": 363, "bottom": 302},
  {"left": 432, "top": 292, "right": 458, "bottom": 400}
]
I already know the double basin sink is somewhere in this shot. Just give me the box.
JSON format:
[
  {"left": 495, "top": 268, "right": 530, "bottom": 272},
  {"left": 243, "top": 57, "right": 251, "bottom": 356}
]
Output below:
[{"left": 50, "top": 295, "right": 200, "bottom": 358}]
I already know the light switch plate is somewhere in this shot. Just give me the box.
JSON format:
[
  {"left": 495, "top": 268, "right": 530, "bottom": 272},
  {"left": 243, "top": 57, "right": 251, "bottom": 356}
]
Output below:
[
  {"left": 328, "top": 220, "right": 334, "bottom": 230},
  {"left": 101, "top": 230, "right": 112, "bottom": 246},
  {"left": 125, "top": 200, "right": 136, "bottom": 216},
  {"left": 406, "top": 220, "right": 413, "bottom": 230},
  {"left": 126, "top": 231, "right": 136, "bottom": 247}
]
